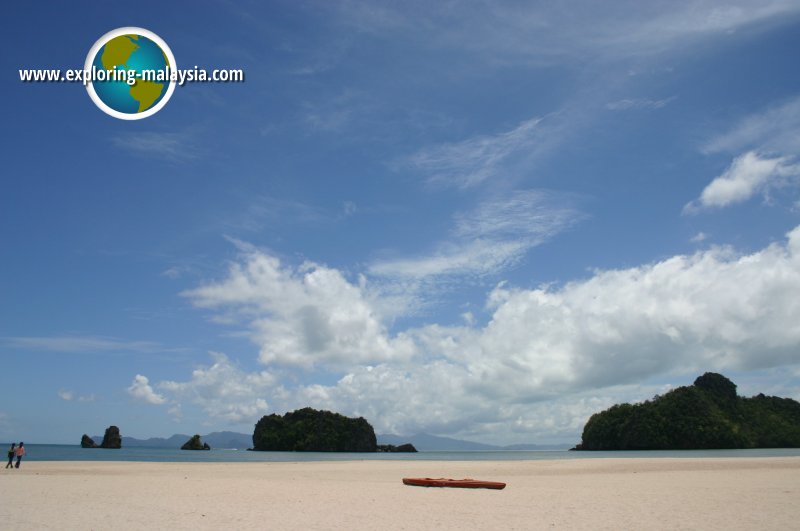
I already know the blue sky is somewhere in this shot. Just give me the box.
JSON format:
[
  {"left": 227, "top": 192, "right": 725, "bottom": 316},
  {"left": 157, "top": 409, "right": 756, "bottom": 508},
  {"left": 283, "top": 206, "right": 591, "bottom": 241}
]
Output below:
[{"left": 3, "top": 1, "right": 800, "bottom": 445}]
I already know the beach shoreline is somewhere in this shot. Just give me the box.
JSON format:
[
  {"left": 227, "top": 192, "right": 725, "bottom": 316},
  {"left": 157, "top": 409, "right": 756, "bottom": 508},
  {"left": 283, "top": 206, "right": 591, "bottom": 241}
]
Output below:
[{"left": 2, "top": 457, "right": 797, "bottom": 530}]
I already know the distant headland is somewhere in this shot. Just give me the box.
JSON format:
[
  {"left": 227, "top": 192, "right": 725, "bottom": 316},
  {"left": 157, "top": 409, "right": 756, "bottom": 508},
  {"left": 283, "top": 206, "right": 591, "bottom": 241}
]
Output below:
[{"left": 573, "top": 372, "right": 800, "bottom": 450}]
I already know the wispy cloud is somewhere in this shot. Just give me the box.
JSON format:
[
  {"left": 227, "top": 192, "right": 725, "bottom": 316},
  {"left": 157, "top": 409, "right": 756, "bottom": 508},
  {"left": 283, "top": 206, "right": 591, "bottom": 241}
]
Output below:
[
  {"left": 335, "top": 1, "right": 800, "bottom": 65},
  {"left": 58, "top": 390, "right": 95, "bottom": 402},
  {"left": 606, "top": 97, "right": 676, "bottom": 111},
  {"left": 370, "top": 190, "right": 583, "bottom": 280},
  {"left": 407, "top": 117, "right": 544, "bottom": 189},
  {"left": 704, "top": 95, "right": 800, "bottom": 155},
  {"left": 111, "top": 131, "right": 198, "bottom": 162},
  {"left": 3, "top": 336, "right": 182, "bottom": 354},
  {"left": 299, "top": 88, "right": 379, "bottom": 134},
  {"left": 225, "top": 195, "right": 329, "bottom": 232}
]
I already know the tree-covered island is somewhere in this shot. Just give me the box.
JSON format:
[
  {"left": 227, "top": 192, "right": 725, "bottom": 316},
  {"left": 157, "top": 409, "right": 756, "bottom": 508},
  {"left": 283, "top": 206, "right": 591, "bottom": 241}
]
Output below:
[
  {"left": 252, "top": 408, "right": 378, "bottom": 452},
  {"left": 574, "top": 372, "right": 800, "bottom": 450}
]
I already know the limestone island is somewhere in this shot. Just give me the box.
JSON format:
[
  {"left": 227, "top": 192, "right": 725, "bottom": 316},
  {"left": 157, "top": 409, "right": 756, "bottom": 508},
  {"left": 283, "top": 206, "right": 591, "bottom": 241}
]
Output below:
[
  {"left": 376, "top": 443, "right": 418, "bottom": 453},
  {"left": 181, "top": 434, "right": 211, "bottom": 450},
  {"left": 81, "top": 425, "right": 122, "bottom": 449},
  {"left": 573, "top": 372, "right": 800, "bottom": 450},
  {"left": 252, "top": 407, "right": 378, "bottom": 452}
]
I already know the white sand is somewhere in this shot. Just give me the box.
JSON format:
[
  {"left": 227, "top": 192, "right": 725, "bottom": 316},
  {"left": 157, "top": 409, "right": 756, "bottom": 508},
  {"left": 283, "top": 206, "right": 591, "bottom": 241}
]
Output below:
[{"left": 1, "top": 457, "right": 798, "bottom": 530}]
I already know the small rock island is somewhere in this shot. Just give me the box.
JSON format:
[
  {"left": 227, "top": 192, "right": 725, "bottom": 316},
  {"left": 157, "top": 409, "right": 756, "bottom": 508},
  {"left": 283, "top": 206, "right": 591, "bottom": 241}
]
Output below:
[
  {"left": 81, "top": 425, "right": 122, "bottom": 449},
  {"left": 181, "top": 434, "right": 211, "bottom": 450},
  {"left": 377, "top": 443, "right": 418, "bottom": 453},
  {"left": 252, "top": 407, "right": 377, "bottom": 452}
]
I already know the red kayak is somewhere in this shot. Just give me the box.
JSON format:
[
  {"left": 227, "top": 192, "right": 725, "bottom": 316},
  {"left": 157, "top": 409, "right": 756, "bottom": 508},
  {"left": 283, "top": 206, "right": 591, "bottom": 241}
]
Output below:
[{"left": 402, "top": 477, "right": 506, "bottom": 490}]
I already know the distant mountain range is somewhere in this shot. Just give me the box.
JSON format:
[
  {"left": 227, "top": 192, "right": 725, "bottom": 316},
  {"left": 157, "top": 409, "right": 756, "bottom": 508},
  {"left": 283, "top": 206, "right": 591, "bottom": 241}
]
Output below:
[
  {"left": 95, "top": 431, "right": 254, "bottom": 450},
  {"left": 377, "top": 433, "right": 569, "bottom": 451},
  {"left": 115, "top": 430, "right": 569, "bottom": 451}
]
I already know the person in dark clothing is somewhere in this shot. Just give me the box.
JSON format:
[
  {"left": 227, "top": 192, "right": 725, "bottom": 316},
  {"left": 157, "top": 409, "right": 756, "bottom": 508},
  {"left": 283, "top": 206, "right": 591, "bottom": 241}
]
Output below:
[{"left": 5, "top": 443, "right": 15, "bottom": 468}]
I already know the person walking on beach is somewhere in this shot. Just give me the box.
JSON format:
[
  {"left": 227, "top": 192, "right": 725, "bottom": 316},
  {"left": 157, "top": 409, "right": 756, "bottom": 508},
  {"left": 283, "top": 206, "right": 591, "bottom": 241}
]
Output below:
[
  {"left": 14, "top": 442, "right": 25, "bottom": 468},
  {"left": 5, "top": 443, "right": 15, "bottom": 468}
]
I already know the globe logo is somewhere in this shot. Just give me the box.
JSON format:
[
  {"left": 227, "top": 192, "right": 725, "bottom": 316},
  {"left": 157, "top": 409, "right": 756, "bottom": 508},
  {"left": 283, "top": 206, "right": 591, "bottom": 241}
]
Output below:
[{"left": 85, "top": 27, "right": 176, "bottom": 120}]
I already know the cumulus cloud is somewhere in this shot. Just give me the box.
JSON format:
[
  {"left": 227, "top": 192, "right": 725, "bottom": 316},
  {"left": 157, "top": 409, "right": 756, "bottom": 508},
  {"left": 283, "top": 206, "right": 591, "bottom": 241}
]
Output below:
[
  {"left": 158, "top": 352, "right": 274, "bottom": 423},
  {"left": 686, "top": 151, "right": 800, "bottom": 211},
  {"left": 184, "top": 256, "right": 416, "bottom": 368},
  {"left": 158, "top": 226, "right": 800, "bottom": 440},
  {"left": 127, "top": 375, "right": 167, "bottom": 405}
]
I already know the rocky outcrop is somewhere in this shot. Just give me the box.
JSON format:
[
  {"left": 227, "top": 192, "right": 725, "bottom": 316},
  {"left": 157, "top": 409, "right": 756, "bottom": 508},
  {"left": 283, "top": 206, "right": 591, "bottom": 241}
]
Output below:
[
  {"left": 181, "top": 434, "right": 211, "bottom": 450},
  {"left": 377, "top": 443, "right": 418, "bottom": 453},
  {"left": 81, "top": 426, "right": 122, "bottom": 449},
  {"left": 99, "top": 426, "right": 122, "bottom": 449},
  {"left": 252, "top": 408, "right": 377, "bottom": 452}
]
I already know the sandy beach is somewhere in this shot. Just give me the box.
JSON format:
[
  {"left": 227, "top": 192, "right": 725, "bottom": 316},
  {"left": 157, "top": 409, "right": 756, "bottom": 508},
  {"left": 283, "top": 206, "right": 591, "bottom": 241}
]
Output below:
[{"left": 1, "top": 457, "right": 798, "bottom": 530}]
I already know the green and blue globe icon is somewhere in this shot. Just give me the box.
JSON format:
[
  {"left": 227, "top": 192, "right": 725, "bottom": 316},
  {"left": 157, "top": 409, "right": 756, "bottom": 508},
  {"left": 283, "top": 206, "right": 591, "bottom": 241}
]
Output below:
[{"left": 85, "top": 27, "right": 176, "bottom": 119}]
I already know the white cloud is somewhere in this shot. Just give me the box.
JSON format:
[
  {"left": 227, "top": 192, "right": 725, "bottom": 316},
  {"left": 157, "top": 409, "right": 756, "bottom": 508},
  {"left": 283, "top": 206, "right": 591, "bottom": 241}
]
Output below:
[
  {"left": 159, "top": 352, "right": 274, "bottom": 423},
  {"left": 369, "top": 239, "right": 529, "bottom": 279},
  {"left": 58, "top": 390, "right": 95, "bottom": 402},
  {"left": 161, "top": 266, "right": 186, "bottom": 280},
  {"left": 58, "top": 390, "right": 74, "bottom": 401},
  {"left": 686, "top": 151, "right": 800, "bottom": 211},
  {"left": 127, "top": 375, "right": 167, "bottom": 405},
  {"left": 161, "top": 226, "right": 800, "bottom": 441},
  {"left": 690, "top": 232, "right": 709, "bottom": 243},
  {"left": 184, "top": 253, "right": 416, "bottom": 368}
]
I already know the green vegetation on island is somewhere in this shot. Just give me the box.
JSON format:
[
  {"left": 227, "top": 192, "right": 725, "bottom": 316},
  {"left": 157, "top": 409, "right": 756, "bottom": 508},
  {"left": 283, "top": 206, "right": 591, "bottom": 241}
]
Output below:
[
  {"left": 252, "top": 408, "right": 377, "bottom": 452},
  {"left": 575, "top": 373, "right": 800, "bottom": 450}
]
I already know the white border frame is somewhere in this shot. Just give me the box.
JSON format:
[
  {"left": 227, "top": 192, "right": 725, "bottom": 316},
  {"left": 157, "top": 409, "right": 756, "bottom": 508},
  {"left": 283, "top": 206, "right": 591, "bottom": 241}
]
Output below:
[{"left": 85, "top": 27, "right": 177, "bottom": 120}]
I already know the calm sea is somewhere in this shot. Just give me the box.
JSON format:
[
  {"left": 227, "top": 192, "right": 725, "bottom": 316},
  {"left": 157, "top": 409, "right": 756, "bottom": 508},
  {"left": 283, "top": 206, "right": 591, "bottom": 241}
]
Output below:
[{"left": 11, "top": 445, "right": 800, "bottom": 463}]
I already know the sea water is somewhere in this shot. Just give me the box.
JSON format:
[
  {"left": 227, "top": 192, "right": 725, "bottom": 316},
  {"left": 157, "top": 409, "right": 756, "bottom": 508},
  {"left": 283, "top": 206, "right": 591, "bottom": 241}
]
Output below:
[{"left": 13, "top": 445, "right": 800, "bottom": 463}]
